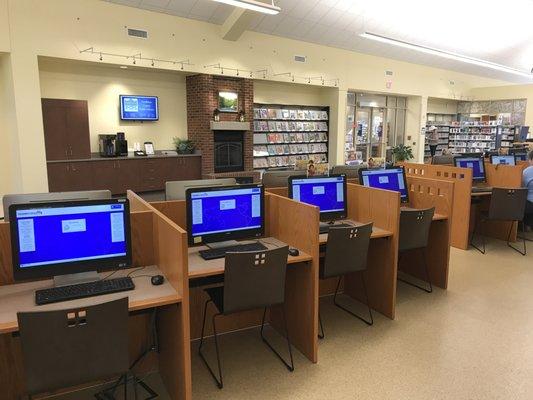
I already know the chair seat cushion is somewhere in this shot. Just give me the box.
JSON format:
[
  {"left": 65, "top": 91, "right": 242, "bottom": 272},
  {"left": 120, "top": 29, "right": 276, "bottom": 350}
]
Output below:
[{"left": 205, "top": 286, "right": 225, "bottom": 313}]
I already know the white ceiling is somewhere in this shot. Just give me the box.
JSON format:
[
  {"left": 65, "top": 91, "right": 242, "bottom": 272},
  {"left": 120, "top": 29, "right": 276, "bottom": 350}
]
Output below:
[{"left": 104, "top": 0, "right": 533, "bottom": 83}]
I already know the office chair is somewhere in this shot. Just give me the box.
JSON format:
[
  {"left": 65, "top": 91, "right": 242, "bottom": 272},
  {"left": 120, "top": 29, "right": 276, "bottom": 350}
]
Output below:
[
  {"left": 471, "top": 188, "right": 528, "bottom": 255},
  {"left": 198, "top": 246, "right": 293, "bottom": 389},
  {"left": 431, "top": 155, "right": 455, "bottom": 165},
  {"left": 17, "top": 298, "right": 153, "bottom": 399},
  {"left": 262, "top": 170, "right": 302, "bottom": 188},
  {"left": 397, "top": 208, "right": 435, "bottom": 293},
  {"left": 330, "top": 165, "right": 362, "bottom": 180},
  {"left": 319, "top": 223, "right": 373, "bottom": 339}
]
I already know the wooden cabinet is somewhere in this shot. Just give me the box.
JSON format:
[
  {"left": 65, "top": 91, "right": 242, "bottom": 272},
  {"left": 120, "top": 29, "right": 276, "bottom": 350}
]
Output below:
[
  {"left": 42, "top": 99, "right": 91, "bottom": 161},
  {"left": 47, "top": 162, "right": 93, "bottom": 192},
  {"left": 47, "top": 155, "right": 202, "bottom": 194}
]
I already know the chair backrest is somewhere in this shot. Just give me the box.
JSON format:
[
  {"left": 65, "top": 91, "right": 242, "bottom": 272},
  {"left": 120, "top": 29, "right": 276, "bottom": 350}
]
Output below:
[
  {"left": 399, "top": 207, "right": 435, "bottom": 252},
  {"left": 223, "top": 246, "right": 289, "bottom": 314},
  {"left": 165, "top": 178, "right": 237, "bottom": 200},
  {"left": 262, "top": 170, "right": 302, "bottom": 188},
  {"left": 322, "top": 223, "right": 373, "bottom": 279},
  {"left": 488, "top": 188, "right": 528, "bottom": 221},
  {"left": 431, "top": 155, "right": 455, "bottom": 165},
  {"left": 17, "top": 298, "right": 129, "bottom": 395},
  {"left": 331, "top": 165, "right": 362, "bottom": 179}
]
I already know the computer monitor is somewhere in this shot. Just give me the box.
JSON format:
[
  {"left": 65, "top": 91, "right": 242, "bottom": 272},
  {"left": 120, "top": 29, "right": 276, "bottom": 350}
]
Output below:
[
  {"left": 288, "top": 175, "right": 347, "bottom": 222},
  {"left": 358, "top": 167, "right": 409, "bottom": 203},
  {"left": 454, "top": 155, "right": 486, "bottom": 182},
  {"left": 165, "top": 178, "right": 237, "bottom": 201},
  {"left": 9, "top": 199, "right": 131, "bottom": 281},
  {"left": 2, "top": 190, "right": 112, "bottom": 222},
  {"left": 490, "top": 155, "right": 516, "bottom": 166},
  {"left": 186, "top": 184, "right": 264, "bottom": 246},
  {"left": 509, "top": 148, "right": 528, "bottom": 162}
]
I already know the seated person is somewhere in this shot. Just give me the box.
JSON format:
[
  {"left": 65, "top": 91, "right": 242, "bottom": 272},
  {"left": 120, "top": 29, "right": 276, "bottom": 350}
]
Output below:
[{"left": 523, "top": 151, "right": 533, "bottom": 229}]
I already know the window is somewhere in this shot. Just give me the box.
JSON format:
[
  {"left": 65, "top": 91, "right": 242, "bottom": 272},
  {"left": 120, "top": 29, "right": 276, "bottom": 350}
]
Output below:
[{"left": 344, "top": 92, "right": 407, "bottom": 164}]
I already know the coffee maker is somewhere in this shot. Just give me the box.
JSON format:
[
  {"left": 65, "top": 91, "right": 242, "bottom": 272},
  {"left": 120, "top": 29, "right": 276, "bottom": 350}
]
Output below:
[
  {"left": 115, "top": 132, "right": 128, "bottom": 156},
  {"left": 98, "top": 134, "right": 117, "bottom": 157}
]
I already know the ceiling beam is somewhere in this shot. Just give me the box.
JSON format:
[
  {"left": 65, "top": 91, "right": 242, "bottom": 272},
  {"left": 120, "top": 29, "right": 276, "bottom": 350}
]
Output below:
[{"left": 220, "top": 8, "right": 254, "bottom": 41}]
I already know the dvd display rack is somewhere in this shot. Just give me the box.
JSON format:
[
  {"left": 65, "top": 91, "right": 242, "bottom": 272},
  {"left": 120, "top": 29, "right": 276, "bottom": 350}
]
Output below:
[
  {"left": 253, "top": 104, "right": 329, "bottom": 169},
  {"left": 448, "top": 122, "right": 517, "bottom": 154}
]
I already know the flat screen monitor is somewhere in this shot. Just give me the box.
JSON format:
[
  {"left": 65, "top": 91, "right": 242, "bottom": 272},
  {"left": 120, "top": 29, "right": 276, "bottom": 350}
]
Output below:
[
  {"left": 358, "top": 167, "right": 409, "bottom": 203},
  {"left": 2, "top": 190, "right": 111, "bottom": 222},
  {"left": 509, "top": 148, "right": 528, "bottom": 161},
  {"left": 288, "top": 175, "right": 347, "bottom": 222},
  {"left": 490, "top": 155, "right": 516, "bottom": 166},
  {"left": 186, "top": 184, "right": 264, "bottom": 246},
  {"left": 9, "top": 199, "right": 132, "bottom": 281},
  {"left": 454, "top": 156, "right": 486, "bottom": 182},
  {"left": 120, "top": 95, "right": 159, "bottom": 121}
]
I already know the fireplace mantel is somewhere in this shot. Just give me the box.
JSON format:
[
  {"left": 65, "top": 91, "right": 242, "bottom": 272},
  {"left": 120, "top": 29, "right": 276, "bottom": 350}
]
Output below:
[{"left": 210, "top": 121, "right": 250, "bottom": 131}]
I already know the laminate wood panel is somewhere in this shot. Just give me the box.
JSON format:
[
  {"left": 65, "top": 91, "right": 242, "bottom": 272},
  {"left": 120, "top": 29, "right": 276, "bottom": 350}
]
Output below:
[{"left": 402, "top": 162, "right": 472, "bottom": 250}]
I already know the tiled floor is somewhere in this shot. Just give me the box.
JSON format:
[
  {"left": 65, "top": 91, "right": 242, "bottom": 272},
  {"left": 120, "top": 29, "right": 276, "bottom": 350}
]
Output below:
[{"left": 59, "top": 237, "right": 533, "bottom": 399}]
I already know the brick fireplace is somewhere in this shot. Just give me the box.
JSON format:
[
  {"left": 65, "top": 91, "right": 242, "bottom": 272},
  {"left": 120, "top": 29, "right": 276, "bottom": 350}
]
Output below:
[{"left": 186, "top": 74, "right": 254, "bottom": 177}]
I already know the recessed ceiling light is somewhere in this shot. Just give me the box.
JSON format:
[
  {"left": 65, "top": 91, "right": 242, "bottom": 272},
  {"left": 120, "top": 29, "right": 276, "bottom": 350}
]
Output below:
[
  {"left": 120, "top": 65, "right": 128, "bottom": 69},
  {"left": 212, "top": 0, "right": 280, "bottom": 15},
  {"left": 360, "top": 31, "right": 533, "bottom": 79}
]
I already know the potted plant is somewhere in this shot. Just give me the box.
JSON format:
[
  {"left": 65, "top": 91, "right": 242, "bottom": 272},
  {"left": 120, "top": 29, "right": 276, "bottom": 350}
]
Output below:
[
  {"left": 391, "top": 144, "right": 414, "bottom": 163},
  {"left": 173, "top": 137, "right": 196, "bottom": 154}
]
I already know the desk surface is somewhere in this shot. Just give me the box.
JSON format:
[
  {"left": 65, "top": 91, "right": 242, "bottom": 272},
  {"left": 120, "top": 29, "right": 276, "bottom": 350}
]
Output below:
[
  {"left": 471, "top": 191, "right": 493, "bottom": 197},
  {"left": 188, "top": 237, "right": 313, "bottom": 279},
  {"left": 318, "top": 220, "right": 393, "bottom": 245},
  {"left": 0, "top": 265, "right": 181, "bottom": 334}
]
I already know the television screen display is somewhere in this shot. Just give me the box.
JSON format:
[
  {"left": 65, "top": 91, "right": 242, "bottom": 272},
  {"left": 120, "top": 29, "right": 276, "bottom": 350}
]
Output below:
[{"left": 120, "top": 95, "right": 159, "bottom": 121}]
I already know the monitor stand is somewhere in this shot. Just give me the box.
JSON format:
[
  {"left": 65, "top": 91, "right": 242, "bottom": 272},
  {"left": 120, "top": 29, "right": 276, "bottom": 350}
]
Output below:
[
  {"left": 319, "top": 221, "right": 337, "bottom": 229},
  {"left": 53, "top": 271, "right": 100, "bottom": 287},
  {"left": 205, "top": 240, "right": 241, "bottom": 250}
]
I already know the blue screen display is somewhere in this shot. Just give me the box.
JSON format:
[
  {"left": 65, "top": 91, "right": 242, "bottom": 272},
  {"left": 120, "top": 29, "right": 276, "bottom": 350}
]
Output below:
[
  {"left": 455, "top": 157, "right": 485, "bottom": 180},
  {"left": 491, "top": 155, "right": 515, "bottom": 166},
  {"left": 291, "top": 176, "right": 346, "bottom": 213},
  {"left": 14, "top": 204, "right": 127, "bottom": 268},
  {"left": 190, "top": 187, "right": 262, "bottom": 238},
  {"left": 361, "top": 168, "right": 408, "bottom": 200},
  {"left": 120, "top": 95, "right": 159, "bottom": 120}
]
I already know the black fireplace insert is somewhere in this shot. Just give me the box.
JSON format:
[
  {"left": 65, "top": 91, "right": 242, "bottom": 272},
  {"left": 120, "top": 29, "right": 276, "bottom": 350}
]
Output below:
[{"left": 214, "top": 131, "right": 244, "bottom": 173}]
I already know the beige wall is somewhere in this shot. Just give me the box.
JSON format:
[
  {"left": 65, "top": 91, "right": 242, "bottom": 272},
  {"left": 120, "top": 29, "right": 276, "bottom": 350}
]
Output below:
[
  {"left": 0, "top": 0, "right": 9, "bottom": 52},
  {"left": 427, "top": 98, "right": 458, "bottom": 114},
  {"left": 1, "top": 0, "right": 518, "bottom": 194},
  {"left": 39, "top": 58, "right": 188, "bottom": 153},
  {"left": 470, "top": 84, "right": 533, "bottom": 127}
]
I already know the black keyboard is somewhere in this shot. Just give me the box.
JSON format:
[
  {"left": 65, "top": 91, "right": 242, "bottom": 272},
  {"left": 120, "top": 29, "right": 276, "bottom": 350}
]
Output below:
[
  {"left": 319, "top": 223, "right": 352, "bottom": 234},
  {"left": 472, "top": 186, "right": 493, "bottom": 193},
  {"left": 199, "top": 242, "right": 268, "bottom": 260},
  {"left": 35, "top": 277, "right": 135, "bottom": 305}
]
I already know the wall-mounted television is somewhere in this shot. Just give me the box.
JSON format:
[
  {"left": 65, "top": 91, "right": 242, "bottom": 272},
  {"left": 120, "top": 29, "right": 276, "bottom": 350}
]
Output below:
[{"left": 120, "top": 95, "right": 159, "bottom": 121}]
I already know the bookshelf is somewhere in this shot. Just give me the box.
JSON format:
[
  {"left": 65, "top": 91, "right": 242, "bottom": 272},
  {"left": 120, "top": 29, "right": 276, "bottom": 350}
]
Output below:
[
  {"left": 253, "top": 104, "right": 329, "bottom": 169},
  {"left": 424, "top": 123, "right": 451, "bottom": 157},
  {"left": 448, "top": 123, "right": 517, "bottom": 154}
]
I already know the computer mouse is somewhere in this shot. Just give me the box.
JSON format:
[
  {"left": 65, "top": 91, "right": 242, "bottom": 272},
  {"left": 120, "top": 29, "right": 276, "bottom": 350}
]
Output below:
[
  {"left": 288, "top": 248, "right": 299, "bottom": 257},
  {"left": 151, "top": 275, "right": 165, "bottom": 286}
]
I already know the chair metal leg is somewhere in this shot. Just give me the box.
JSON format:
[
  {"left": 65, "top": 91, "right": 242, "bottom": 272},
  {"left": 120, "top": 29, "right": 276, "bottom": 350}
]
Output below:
[
  {"left": 470, "top": 217, "right": 486, "bottom": 254},
  {"left": 198, "top": 300, "right": 224, "bottom": 389},
  {"left": 260, "top": 307, "right": 295, "bottom": 372},
  {"left": 318, "top": 310, "right": 325, "bottom": 339},
  {"left": 517, "top": 221, "right": 533, "bottom": 242},
  {"left": 507, "top": 221, "right": 527, "bottom": 256},
  {"left": 333, "top": 275, "right": 374, "bottom": 325},
  {"left": 397, "top": 249, "right": 433, "bottom": 293}
]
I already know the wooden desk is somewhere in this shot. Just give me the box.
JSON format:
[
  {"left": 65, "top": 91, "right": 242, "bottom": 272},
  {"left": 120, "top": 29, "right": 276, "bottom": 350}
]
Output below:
[
  {"left": 188, "top": 238, "right": 312, "bottom": 279},
  {"left": 318, "top": 220, "right": 393, "bottom": 245},
  {"left": 0, "top": 266, "right": 179, "bottom": 335},
  {"left": 0, "top": 194, "right": 193, "bottom": 400}
]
